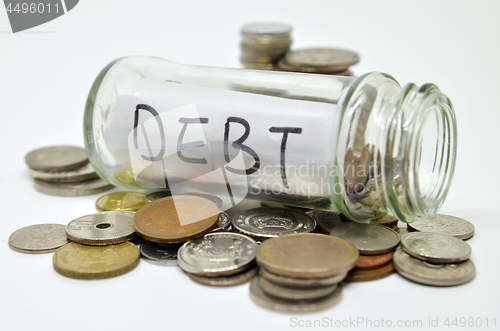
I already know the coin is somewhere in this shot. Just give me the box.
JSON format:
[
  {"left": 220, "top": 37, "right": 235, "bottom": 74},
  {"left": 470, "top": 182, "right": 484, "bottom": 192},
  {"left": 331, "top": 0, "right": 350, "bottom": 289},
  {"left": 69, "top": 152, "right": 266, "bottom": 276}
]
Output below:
[
  {"left": 345, "top": 262, "right": 394, "bottom": 282},
  {"left": 187, "top": 266, "right": 258, "bottom": 287},
  {"left": 25, "top": 146, "right": 88, "bottom": 172},
  {"left": 313, "top": 211, "right": 350, "bottom": 234},
  {"left": 395, "top": 227, "right": 409, "bottom": 238},
  {"left": 179, "top": 193, "right": 223, "bottom": 208},
  {"left": 95, "top": 191, "right": 148, "bottom": 212},
  {"left": 33, "top": 178, "right": 114, "bottom": 197},
  {"left": 285, "top": 48, "right": 359, "bottom": 71},
  {"left": 8, "top": 224, "right": 69, "bottom": 254},
  {"left": 146, "top": 190, "right": 172, "bottom": 202},
  {"left": 140, "top": 241, "right": 179, "bottom": 266},
  {"left": 29, "top": 163, "right": 98, "bottom": 183},
  {"left": 133, "top": 196, "right": 219, "bottom": 243},
  {"left": 232, "top": 208, "right": 316, "bottom": 240},
  {"left": 330, "top": 223, "right": 400, "bottom": 255},
  {"left": 65, "top": 211, "right": 136, "bottom": 245},
  {"left": 393, "top": 249, "right": 475, "bottom": 286},
  {"left": 53, "top": 242, "right": 140, "bottom": 280},
  {"left": 178, "top": 232, "right": 258, "bottom": 276},
  {"left": 212, "top": 212, "right": 231, "bottom": 232},
  {"left": 250, "top": 277, "right": 342, "bottom": 313},
  {"left": 259, "top": 276, "right": 338, "bottom": 300},
  {"left": 400, "top": 232, "right": 472, "bottom": 263},
  {"left": 407, "top": 214, "right": 475, "bottom": 240},
  {"left": 355, "top": 252, "right": 394, "bottom": 269},
  {"left": 114, "top": 168, "right": 138, "bottom": 186},
  {"left": 277, "top": 58, "right": 352, "bottom": 75},
  {"left": 256, "top": 233, "right": 358, "bottom": 278},
  {"left": 260, "top": 267, "right": 347, "bottom": 288}
]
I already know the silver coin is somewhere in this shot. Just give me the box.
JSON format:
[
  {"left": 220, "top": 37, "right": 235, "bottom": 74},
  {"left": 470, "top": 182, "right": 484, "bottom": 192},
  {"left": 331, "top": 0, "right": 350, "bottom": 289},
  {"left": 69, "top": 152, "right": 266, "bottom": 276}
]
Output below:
[
  {"left": 400, "top": 232, "right": 471, "bottom": 263},
  {"left": 250, "top": 277, "right": 342, "bottom": 313},
  {"left": 232, "top": 208, "right": 316, "bottom": 240},
  {"left": 330, "top": 223, "right": 400, "bottom": 255},
  {"left": 146, "top": 190, "right": 172, "bottom": 202},
  {"left": 29, "top": 163, "right": 98, "bottom": 183},
  {"left": 393, "top": 249, "right": 475, "bottom": 286},
  {"left": 313, "top": 211, "right": 350, "bottom": 234},
  {"left": 260, "top": 267, "right": 347, "bottom": 288},
  {"left": 259, "top": 276, "right": 338, "bottom": 300},
  {"left": 65, "top": 211, "right": 136, "bottom": 245},
  {"left": 25, "top": 146, "right": 88, "bottom": 172},
  {"left": 241, "top": 22, "right": 292, "bottom": 36},
  {"left": 177, "top": 232, "right": 258, "bottom": 277},
  {"left": 277, "top": 58, "right": 353, "bottom": 75},
  {"left": 8, "top": 224, "right": 69, "bottom": 254},
  {"left": 140, "top": 241, "right": 179, "bottom": 266},
  {"left": 34, "top": 178, "right": 114, "bottom": 197},
  {"left": 285, "top": 48, "right": 359, "bottom": 71},
  {"left": 187, "top": 266, "right": 258, "bottom": 287},
  {"left": 407, "top": 214, "right": 475, "bottom": 240},
  {"left": 212, "top": 212, "right": 231, "bottom": 232}
]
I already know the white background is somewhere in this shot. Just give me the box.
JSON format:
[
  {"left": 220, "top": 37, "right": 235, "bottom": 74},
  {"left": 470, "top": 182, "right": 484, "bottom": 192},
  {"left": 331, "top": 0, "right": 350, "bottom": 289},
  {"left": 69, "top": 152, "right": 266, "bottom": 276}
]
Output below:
[{"left": 1, "top": 1, "right": 500, "bottom": 330}]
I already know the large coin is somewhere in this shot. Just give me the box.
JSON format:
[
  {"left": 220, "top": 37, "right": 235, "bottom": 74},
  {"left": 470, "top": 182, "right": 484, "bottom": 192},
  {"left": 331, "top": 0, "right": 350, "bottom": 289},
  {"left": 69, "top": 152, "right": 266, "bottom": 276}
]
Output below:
[
  {"left": 8, "top": 224, "right": 69, "bottom": 254},
  {"left": 133, "top": 196, "right": 219, "bottom": 243},
  {"left": 259, "top": 276, "right": 338, "bottom": 300},
  {"left": 29, "top": 163, "right": 98, "bottom": 183},
  {"left": 187, "top": 266, "right": 258, "bottom": 287},
  {"left": 330, "top": 223, "right": 400, "bottom": 255},
  {"left": 256, "top": 233, "right": 358, "bottom": 278},
  {"left": 34, "top": 178, "right": 114, "bottom": 197},
  {"left": 140, "top": 241, "right": 179, "bottom": 266},
  {"left": 178, "top": 232, "right": 258, "bottom": 277},
  {"left": 250, "top": 277, "right": 342, "bottom": 313},
  {"left": 65, "top": 211, "right": 136, "bottom": 245},
  {"left": 345, "top": 262, "right": 394, "bottom": 282},
  {"left": 285, "top": 48, "right": 359, "bottom": 71},
  {"left": 95, "top": 191, "right": 148, "bottom": 212},
  {"left": 53, "top": 242, "right": 140, "bottom": 280},
  {"left": 313, "top": 211, "right": 350, "bottom": 234},
  {"left": 232, "top": 208, "right": 316, "bottom": 240},
  {"left": 25, "top": 146, "right": 88, "bottom": 172},
  {"left": 355, "top": 252, "right": 394, "bottom": 269},
  {"left": 400, "top": 232, "right": 471, "bottom": 263},
  {"left": 260, "top": 267, "right": 347, "bottom": 288},
  {"left": 407, "top": 214, "right": 475, "bottom": 240},
  {"left": 393, "top": 249, "right": 475, "bottom": 286}
]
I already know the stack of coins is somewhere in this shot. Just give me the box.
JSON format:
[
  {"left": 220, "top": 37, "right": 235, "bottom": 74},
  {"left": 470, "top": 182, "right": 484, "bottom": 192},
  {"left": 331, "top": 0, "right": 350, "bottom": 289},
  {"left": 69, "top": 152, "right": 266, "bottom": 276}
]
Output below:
[
  {"left": 394, "top": 232, "right": 476, "bottom": 286},
  {"left": 252, "top": 233, "right": 358, "bottom": 312},
  {"left": 25, "top": 145, "right": 113, "bottom": 196},
  {"left": 277, "top": 48, "right": 359, "bottom": 75},
  {"left": 240, "top": 22, "right": 292, "bottom": 70},
  {"left": 330, "top": 222, "right": 400, "bottom": 282}
]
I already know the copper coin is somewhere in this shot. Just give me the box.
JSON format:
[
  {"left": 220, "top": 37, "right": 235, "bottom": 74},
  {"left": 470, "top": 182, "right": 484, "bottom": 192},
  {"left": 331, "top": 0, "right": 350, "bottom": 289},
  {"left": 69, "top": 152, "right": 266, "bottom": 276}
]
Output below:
[
  {"left": 133, "top": 196, "right": 219, "bottom": 244},
  {"left": 345, "top": 262, "right": 394, "bottom": 282},
  {"left": 355, "top": 252, "right": 393, "bottom": 269}
]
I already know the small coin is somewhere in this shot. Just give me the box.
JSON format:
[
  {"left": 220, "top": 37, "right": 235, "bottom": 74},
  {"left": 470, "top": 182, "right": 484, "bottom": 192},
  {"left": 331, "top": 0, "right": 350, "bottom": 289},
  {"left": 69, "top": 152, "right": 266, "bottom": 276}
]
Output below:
[
  {"left": 330, "top": 223, "right": 400, "bottom": 255},
  {"left": 95, "top": 191, "right": 148, "bottom": 212},
  {"left": 400, "top": 232, "right": 472, "bottom": 263},
  {"left": 114, "top": 168, "right": 138, "bottom": 186},
  {"left": 146, "top": 190, "right": 172, "bottom": 202},
  {"left": 355, "top": 252, "right": 394, "bottom": 269},
  {"left": 345, "top": 262, "right": 394, "bottom": 282},
  {"left": 212, "top": 212, "right": 231, "bottom": 232},
  {"left": 260, "top": 276, "right": 338, "bottom": 300},
  {"left": 140, "top": 241, "right": 179, "bottom": 266},
  {"left": 393, "top": 249, "right": 475, "bottom": 286},
  {"left": 250, "top": 277, "right": 342, "bottom": 313},
  {"left": 65, "top": 211, "right": 136, "bottom": 245},
  {"left": 33, "top": 178, "right": 114, "bottom": 197},
  {"left": 29, "top": 163, "right": 98, "bottom": 183},
  {"left": 25, "top": 146, "right": 88, "bottom": 172},
  {"left": 232, "top": 208, "right": 316, "bottom": 240},
  {"left": 133, "top": 196, "right": 219, "bottom": 243},
  {"left": 187, "top": 266, "right": 258, "bottom": 287},
  {"left": 178, "top": 232, "right": 258, "bottom": 277},
  {"left": 285, "top": 48, "right": 359, "bottom": 71},
  {"left": 8, "top": 224, "right": 69, "bottom": 254},
  {"left": 53, "top": 242, "right": 140, "bottom": 280},
  {"left": 407, "top": 214, "right": 475, "bottom": 240},
  {"left": 313, "top": 211, "right": 351, "bottom": 234},
  {"left": 260, "top": 267, "right": 347, "bottom": 288},
  {"left": 256, "top": 233, "right": 358, "bottom": 278}
]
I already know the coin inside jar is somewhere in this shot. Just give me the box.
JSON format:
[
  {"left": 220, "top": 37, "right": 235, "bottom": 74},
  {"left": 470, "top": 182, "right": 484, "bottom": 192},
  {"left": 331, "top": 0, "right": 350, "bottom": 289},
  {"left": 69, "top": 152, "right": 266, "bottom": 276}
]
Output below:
[{"left": 95, "top": 191, "right": 148, "bottom": 212}]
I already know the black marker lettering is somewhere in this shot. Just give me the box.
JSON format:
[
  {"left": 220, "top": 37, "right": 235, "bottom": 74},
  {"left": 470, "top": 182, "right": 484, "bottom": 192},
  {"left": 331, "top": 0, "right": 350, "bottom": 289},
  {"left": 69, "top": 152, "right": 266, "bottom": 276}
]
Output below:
[
  {"left": 177, "top": 117, "right": 209, "bottom": 164},
  {"left": 224, "top": 117, "right": 260, "bottom": 175},
  {"left": 133, "top": 104, "right": 165, "bottom": 162},
  {"left": 269, "top": 127, "right": 302, "bottom": 188}
]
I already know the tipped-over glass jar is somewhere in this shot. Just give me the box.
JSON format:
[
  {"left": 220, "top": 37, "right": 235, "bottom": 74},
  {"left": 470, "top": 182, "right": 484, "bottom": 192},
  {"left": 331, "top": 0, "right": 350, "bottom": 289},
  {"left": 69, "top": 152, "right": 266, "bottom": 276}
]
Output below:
[{"left": 84, "top": 56, "right": 456, "bottom": 223}]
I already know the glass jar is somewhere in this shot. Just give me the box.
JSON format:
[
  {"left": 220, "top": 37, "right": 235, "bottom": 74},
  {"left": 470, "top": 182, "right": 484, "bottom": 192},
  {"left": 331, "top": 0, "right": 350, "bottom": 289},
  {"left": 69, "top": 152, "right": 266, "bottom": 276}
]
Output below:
[{"left": 84, "top": 56, "right": 456, "bottom": 223}]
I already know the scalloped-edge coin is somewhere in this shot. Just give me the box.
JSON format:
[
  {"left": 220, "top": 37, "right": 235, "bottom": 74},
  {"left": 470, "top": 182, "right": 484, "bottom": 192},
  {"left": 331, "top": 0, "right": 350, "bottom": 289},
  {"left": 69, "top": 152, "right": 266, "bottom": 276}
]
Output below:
[
  {"left": 330, "top": 223, "right": 400, "bottom": 255},
  {"left": 95, "top": 191, "right": 148, "bottom": 212},
  {"left": 9, "top": 224, "right": 69, "bottom": 254},
  {"left": 400, "top": 232, "right": 471, "bottom": 263},
  {"left": 187, "top": 266, "right": 258, "bottom": 287},
  {"left": 407, "top": 214, "right": 475, "bottom": 240}
]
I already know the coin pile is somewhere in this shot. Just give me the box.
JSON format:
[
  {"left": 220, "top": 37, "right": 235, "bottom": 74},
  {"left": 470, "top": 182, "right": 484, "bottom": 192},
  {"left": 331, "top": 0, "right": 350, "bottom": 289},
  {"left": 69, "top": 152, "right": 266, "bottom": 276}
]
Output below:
[
  {"left": 240, "top": 22, "right": 293, "bottom": 70},
  {"left": 25, "top": 145, "right": 113, "bottom": 196},
  {"left": 251, "top": 233, "right": 357, "bottom": 313}
]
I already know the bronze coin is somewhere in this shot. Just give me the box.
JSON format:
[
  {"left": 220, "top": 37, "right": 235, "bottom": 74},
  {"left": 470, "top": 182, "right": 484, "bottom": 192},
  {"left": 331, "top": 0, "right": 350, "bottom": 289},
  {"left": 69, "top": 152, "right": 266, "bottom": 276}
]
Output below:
[
  {"left": 345, "top": 262, "right": 394, "bottom": 282},
  {"left": 133, "top": 196, "right": 219, "bottom": 244},
  {"left": 356, "top": 252, "right": 393, "bottom": 269}
]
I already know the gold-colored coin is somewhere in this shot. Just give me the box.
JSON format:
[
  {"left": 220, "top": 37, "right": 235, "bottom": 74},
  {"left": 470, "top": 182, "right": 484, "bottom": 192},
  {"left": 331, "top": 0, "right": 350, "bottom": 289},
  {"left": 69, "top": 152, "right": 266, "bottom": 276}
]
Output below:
[
  {"left": 53, "top": 242, "right": 140, "bottom": 280},
  {"left": 114, "top": 168, "right": 138, "bottom": 186},
  {"left": 95, "top": 191, "right": 148, "bottom": 212}
]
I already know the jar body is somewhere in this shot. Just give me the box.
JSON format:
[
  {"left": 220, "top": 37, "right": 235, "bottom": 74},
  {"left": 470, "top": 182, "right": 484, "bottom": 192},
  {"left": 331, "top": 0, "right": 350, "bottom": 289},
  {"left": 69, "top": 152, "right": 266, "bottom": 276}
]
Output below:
[{"left": 84, "top": 56, "right": 456, "bottom": 223}]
